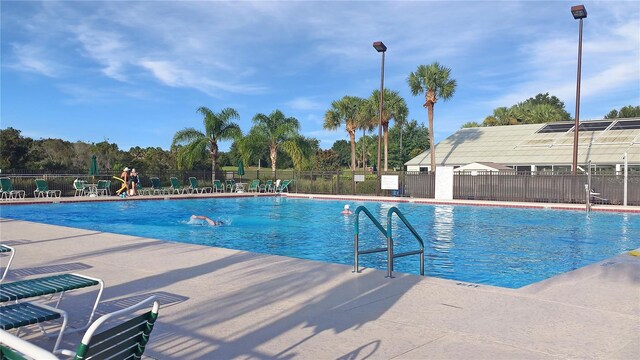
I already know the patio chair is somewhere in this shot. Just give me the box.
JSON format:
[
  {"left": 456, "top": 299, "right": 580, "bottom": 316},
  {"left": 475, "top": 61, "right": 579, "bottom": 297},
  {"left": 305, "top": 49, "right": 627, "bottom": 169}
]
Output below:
[
  {"left": 276, "top": 179, "right": 292, "bottom": 193},
  {"left": 0, "top": 178, "right": 26, "bottom": 200},
  {"left": 225, "top": 179, "right": 236, "bottom": 193},
  {"left": 0, "top": 296, "right": 160, "bottom": 360},
  {"left": 136, "top": 182, "right": 151, "bottom": 196},
  {"left": 34, "top": 179, "right": 62, "bottom": 198},
  {"left": 189, "top": 177, "right": 212, "bottom": 194},
  {"left": 259, "top": 180, "right": 274, "bottom": 193},
  {"left": 0, "top": 273, "right": 104, "bottom": 332},
  {"left": 213, "top": 180, "right": 225, "bottom": 193},
  {"left": 0, "top": 328, "right": 59, "bottom": 359},
  {"left": 0, "top": 302, "right": 68, "bottom": 354},
  {"left": 0, "top": 244, "right": 15, "bottom": 282},
  {"left": 150, "top": 177, "right": 169, "bottom": 195},
  {"left": 95, "top": 180, "right": 109, "bottom": 196},
  {"left": 73, "top": 179, "right": 86, "bottom": 197},
  {"left": 247, "top": 179, "right": 260, "bottom": 192},
  {"left": 169, "top": 177, "right": 189, "bottom": 194}
]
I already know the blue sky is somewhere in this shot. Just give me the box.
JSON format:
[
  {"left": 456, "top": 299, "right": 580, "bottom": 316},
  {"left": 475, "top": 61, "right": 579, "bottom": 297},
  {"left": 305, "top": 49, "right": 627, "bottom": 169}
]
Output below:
[{"left": 2, "top": 1, "right": 639, "bottom": 152}]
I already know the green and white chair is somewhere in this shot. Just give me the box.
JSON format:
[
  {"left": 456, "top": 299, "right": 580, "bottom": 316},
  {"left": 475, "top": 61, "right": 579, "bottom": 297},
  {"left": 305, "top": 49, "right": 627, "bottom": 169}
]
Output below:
[
  {"left": 276, "top": 179, "right": 292, "bottom": 193},
  {"left": 259, "top": 180, "right": 273, "bottom": 193},
  {"left": 150, "top": 177, "right": 169, "bottom": 195},
  {"left": 72, "top": 180, "right": 86, "bottom": 197},
  {"left": 247, "top": 179, "right": 260, "bottom": 192},
  {"left": 34, "top": 179, "right": 61, "bottom": 198},
  {"left": 188, "top": 177, "right": 212, "bottom": 194},
  {"left": 0, "top": 296, "right": 160, "bottom": 360},
  {"left": 169, "top": 177, "right": 189, "bottom": 194},
  {"left": 95, "top": 180, "right": 109, "bottom": 197},
  {"left": 0, "top": 178, "right": 26, "bottom": 200},
  {"left": 225, "top": 179, "right": 236, "bottom": 193},
  {"left": 213, "top": 180, "right": 225, "bottom": 193}
]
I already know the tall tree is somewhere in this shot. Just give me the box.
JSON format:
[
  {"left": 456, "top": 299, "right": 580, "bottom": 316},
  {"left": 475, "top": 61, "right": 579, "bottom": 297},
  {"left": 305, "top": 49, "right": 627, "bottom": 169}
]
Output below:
[
  {"left": 330, "top": 140, "right": 351, "bottom": 168},
  {"left": 367, "top": 89, "right": 409, "bottom": 171},
  {"left": 323, "top": 96, "right": 366, "bottom": 171},
  {"left": 0, "top": 127, "right": 32, "bottom": 170},
  {"left": 408, "top": 62, "right": 456, "bottom": 173},
  {"left": 172, "top": 106, "right": 241, "bottom": 182},
  {"left": 250, "top": 109, "right": 306, "bottom": 172},
  {"left": 523, "top": 93, "right": 572, "bottom": 121}
]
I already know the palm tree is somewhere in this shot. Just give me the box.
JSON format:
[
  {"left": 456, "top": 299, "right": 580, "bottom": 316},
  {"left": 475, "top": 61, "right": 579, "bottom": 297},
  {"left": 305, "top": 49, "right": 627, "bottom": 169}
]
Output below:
[
  {"left": 323, "top": 96, "right": 366, "bottom": 171},
  {"left": 171, "top": 106, "right": 241, "bottom": 182},
  {"left": 408, "top": 62, "right": 456, "bottom": 173},
  {"left": 251, "top": 109, "right": 304, "bottom": 172},
  {"left": 367, "top": 89, "right": 408, "bottom": 171}
]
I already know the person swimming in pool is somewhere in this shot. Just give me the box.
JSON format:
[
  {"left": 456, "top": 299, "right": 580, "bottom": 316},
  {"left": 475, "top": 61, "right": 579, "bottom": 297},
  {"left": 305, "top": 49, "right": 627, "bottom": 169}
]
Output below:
[
  {"left": 341, "top": 204, "right": 352, "bottom": 215},
  {"left": 190, "top": 215, "right": 223, "bottom": 226}
]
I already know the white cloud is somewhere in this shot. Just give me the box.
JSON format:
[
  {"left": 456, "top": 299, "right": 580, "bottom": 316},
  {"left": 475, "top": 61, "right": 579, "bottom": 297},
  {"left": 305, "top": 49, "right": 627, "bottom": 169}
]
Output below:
[
  {"left": 286, "top": 97, "right": 324, "bottom": 111},
  {"left": 8, "top": 44, "right": 59, "bottom": 77}
]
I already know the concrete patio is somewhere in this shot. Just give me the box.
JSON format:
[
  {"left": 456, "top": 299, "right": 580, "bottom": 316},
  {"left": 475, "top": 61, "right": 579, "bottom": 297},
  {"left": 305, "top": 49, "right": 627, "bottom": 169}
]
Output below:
[{"left": 0, "top": 198, "right": 638, "bottom": 359}]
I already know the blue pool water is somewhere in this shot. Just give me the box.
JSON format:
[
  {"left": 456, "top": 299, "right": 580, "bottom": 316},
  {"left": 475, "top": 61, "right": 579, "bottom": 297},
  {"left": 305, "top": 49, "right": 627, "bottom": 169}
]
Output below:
[{"left": 1, "top": 197, "right": 638, "bottom": 288}]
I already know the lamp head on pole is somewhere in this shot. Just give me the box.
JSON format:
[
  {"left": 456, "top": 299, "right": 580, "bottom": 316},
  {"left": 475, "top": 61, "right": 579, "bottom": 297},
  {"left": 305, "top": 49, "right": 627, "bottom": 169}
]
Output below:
[
  {"left": 571, "top": 4, "right": 587, "bottom": 19},
  {"left": 373, "top": 41, "right": 387, "bottom": 53}
]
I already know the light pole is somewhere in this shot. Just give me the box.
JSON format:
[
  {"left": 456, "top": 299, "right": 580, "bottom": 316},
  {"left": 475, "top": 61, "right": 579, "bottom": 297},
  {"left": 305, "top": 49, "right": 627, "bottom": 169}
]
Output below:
[
  {"left": 373, "top": 41, "right": 386, "bottom": 195},
  {"left": 571, "top": 4, "right": 587, "bottom": 175}
]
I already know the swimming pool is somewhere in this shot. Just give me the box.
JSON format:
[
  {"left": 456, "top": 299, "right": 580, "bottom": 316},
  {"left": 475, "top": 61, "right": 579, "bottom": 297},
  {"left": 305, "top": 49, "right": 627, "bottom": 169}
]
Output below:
[{"left": 1, "top": 197, "right": 638, "bottom": 288}]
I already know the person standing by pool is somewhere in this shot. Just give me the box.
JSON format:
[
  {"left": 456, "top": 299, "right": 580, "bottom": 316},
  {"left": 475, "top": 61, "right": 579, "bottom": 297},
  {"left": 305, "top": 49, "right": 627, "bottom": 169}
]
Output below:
[
  {"left": 129, "top": 169, "right": 139, "bottom": 196},
  {"left": 116, "top": 167, "right": 130, "bottom": 196}
]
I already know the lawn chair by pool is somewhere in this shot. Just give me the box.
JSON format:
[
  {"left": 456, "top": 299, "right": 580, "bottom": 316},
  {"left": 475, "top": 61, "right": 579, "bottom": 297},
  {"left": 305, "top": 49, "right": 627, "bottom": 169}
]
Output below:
[
  {"left": 0, "top": 302, "right": 68, "bottom": 354},
  {"left": 276, "top": 179, "right": 292, "bottom": 193},
  {"left": 247, "top": 179, "right": 260, "bottom": 192},
  {"left": 225, "top": 179, "right": 236, "bottom": 193},
  {"left": 189, "top": 177, "right": 212, "bottom": 194},
  {"left": 73, "top": 179, "right": 86, "bottom": 197},
  {"left": 259, "top": 180, "right": 273, "bottom": 193},
  {"left": 0, "top": 273, "right": 104, "bottom": 332},
  {"left": 0, "top": 296, "right": 159, "bottom": 360},
  {"left": 169, "top": 177, "right": 189, "bottom": 194},
  {"left": 0, "top": 178, "right": 26, "bottom": 200},
  {"left": 34, "top": 179, "right": 62, "bottom": 198},
  {"left": 0, "top": 244, "right": 15, "bottom": 282},
  {"left": 213, "top": 180, "right": 225, "bottom": 193},
  {"left": 0, "top": 328, "right": 59, "bottom": 359},
  {"left": 137, "top": 181, "right": 152, "bottom": 196},
  {"left": 150, "top": 177, "right": 169, "bottom": 195},
  {"left": 95, "top": 180, "right": 109, "bottom": 196}
]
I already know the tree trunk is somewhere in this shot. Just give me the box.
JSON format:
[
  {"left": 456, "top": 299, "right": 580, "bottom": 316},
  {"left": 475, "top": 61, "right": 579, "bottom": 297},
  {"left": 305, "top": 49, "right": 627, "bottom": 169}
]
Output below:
[
  {"left": 270, "top": 145, "right": 277, "bottom": 173},
  {"left": 211, "top": 151, "right": 217, "bottom": 183},
  {"left": 349, "top": 131, "right": 356, "bottom": 171},
  {"left": 428, "top": 104, "right": 435, "bottom": 174}
]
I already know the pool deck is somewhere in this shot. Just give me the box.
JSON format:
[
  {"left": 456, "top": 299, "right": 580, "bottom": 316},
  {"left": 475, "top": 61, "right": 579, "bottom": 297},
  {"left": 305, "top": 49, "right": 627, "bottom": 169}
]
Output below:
[{"left": 1, "top": 194, "right": 639, "bottom": 359}]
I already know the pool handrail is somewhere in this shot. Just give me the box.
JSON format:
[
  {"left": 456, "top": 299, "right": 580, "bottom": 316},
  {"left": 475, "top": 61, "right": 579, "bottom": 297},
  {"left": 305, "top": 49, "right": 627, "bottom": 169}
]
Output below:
[
  {"left": 353, "top": 206, "right": 387, "bottom": 274},
  {"left": 353, "top": 206, "right": 425, "bottom": 278},
  {"left": 386, "top": 207, "right": 425, "bottom": 278}
]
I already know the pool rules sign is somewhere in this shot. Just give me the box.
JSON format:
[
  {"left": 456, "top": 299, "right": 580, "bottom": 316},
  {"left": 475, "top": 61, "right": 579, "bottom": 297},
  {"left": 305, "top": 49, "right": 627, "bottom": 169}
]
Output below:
[{"left": 435, "top": 166, "right": 454, "bottom": 200}]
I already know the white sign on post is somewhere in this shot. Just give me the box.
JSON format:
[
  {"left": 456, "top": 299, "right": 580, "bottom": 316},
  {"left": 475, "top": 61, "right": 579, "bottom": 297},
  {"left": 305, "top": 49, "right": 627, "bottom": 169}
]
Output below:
[
  {"left": 381, "top": 175, "right": 399, "bottom": 190},
  {"left": 435, "top": 166, "right": 454, "bottom": 200},
  {"left": 354, "top": 174, "right": 365, "bottom": 182}
]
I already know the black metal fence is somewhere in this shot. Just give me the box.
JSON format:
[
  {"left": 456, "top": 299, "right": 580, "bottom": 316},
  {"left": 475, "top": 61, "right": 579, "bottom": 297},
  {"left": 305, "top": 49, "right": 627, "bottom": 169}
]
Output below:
[{"left": 2, "top": 170, "right": 639, "bottom": 206}]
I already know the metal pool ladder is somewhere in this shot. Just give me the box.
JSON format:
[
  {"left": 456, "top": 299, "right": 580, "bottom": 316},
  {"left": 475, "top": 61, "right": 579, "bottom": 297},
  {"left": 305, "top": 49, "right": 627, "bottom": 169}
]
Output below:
[{"left": 353, "top": 206, "right": 425, "bottom": 278}]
